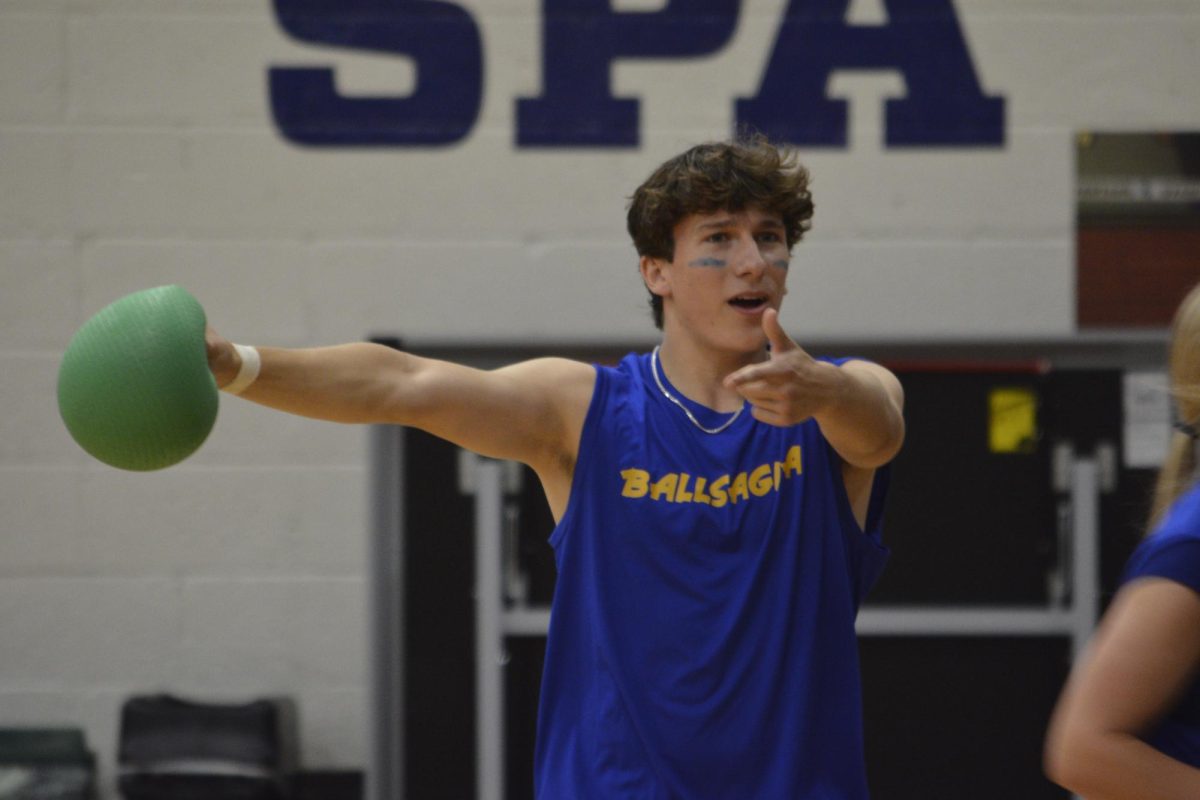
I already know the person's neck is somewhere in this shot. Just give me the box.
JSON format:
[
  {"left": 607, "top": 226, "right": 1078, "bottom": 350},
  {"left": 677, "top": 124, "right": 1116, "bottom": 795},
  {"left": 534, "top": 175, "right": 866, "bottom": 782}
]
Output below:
[{"left": 655, "top": 334, "right": 766, "bottom": 413}]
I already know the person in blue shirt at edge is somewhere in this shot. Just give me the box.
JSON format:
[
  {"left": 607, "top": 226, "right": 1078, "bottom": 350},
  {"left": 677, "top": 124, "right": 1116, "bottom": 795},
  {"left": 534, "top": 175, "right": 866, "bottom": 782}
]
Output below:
[
  {"left": 206, "top": 134, "right": 906, "bottom": 799},
  {"left": 1045, "top": 282, "right": 1200, "bottom": 799}
]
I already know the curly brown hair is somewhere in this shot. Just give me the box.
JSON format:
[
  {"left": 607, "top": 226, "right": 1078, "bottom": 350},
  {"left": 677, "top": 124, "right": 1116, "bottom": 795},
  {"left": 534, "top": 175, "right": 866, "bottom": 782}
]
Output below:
[{"left": 627, "top": 134, "right": 815, "bottom": 329}]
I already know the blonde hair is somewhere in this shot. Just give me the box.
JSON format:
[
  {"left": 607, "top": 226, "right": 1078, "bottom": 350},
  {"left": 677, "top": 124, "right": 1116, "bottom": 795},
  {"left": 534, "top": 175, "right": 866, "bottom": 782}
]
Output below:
[{"left": 1149, "top": 282, "right": 1200, "bottom": 528}]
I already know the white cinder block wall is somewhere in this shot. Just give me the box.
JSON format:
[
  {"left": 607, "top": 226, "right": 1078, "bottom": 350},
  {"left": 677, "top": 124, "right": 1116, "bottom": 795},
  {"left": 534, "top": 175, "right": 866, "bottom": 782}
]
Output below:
[{"left": 3, "top": 0, "right": 1200, "bottom": 796}]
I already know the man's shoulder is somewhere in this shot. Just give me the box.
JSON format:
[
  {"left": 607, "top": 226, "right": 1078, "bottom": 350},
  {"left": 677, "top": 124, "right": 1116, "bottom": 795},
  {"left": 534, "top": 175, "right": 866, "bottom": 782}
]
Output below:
[{"left": 508, "top": 356, "right": 598, "bottom": 405}]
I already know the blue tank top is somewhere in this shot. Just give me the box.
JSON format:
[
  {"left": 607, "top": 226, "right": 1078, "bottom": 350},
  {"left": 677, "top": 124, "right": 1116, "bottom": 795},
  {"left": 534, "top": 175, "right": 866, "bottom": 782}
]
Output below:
[
  {"left": 535, "top": 352, "right": 891, "bottom": 799},
  {"left": 1121, "top": 482, "right": 1200, "bottom": 767}
]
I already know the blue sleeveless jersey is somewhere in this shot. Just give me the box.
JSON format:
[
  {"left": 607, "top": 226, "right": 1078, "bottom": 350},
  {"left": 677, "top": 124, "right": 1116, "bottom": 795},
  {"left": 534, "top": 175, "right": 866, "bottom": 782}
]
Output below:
[
  {"left": 535, "top": 352, "right": 891, "bottom": 799},
  {"left": 1121, "top": 483, "right": 1200, "bottom": 767}
]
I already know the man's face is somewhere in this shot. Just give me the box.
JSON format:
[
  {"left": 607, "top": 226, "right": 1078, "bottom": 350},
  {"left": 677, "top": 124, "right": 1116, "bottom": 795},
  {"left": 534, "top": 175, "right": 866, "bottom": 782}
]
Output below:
[{"left": 643, "top": 207, "right": 792, "bottom": 352}]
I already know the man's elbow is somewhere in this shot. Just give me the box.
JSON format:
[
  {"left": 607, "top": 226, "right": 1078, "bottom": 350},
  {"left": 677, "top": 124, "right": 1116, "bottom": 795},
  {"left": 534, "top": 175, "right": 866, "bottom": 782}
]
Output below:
[
  {"left": 878, "top": 421, "right": 905, "bottom": 465},
  {"left": 1043, "top": 723, "right": 1105, "bottom": 796},
  {"left": 847, "top": 419, "right": 905, "bottom": 470},
  {"left": 1042, "top": 733, "right": 1072, "bottom": 791}
]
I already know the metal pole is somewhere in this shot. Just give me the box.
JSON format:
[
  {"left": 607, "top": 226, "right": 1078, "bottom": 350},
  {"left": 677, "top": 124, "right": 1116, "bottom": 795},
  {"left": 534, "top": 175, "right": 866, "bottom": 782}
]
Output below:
[
  {"left": 1069, "top": 457, "right": 1101, "bottom": 661},
  {"left": 475, "top": 458, "right": 505, "bottom": 800},
  {"left": 368, "top": 423, "right": 405, "bottom": 800}
]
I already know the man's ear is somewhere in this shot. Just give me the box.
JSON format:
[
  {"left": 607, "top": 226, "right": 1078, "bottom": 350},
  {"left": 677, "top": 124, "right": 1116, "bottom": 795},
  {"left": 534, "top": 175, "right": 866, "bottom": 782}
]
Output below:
[{"left": 640, "top": 255, "right": 671, "bottom": 299}]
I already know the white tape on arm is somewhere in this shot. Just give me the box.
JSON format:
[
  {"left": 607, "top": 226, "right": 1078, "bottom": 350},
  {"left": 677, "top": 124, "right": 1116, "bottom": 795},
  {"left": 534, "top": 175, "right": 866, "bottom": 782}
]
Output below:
[{"left": 222, "top": 344, "right": 261, "bottom": 395}]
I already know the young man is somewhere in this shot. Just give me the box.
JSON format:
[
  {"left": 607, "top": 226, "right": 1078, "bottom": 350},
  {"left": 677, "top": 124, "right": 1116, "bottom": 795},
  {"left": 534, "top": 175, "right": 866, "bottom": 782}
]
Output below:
[{"left": 208, "top": 136, "right": 904, "bottom": 798}]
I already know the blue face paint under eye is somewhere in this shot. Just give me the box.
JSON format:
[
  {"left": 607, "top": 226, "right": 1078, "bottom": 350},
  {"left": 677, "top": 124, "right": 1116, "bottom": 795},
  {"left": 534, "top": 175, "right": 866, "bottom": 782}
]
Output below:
[
  {"left": 772, "top": 260, "right": 790, "bottom": 270},
  {"left": 688, "top": 258, "right": 726, "bottom": 268}
]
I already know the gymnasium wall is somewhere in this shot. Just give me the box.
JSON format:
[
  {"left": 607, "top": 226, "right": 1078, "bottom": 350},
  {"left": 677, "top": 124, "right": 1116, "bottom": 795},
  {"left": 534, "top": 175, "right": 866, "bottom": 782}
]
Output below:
[{"left": 3, "top": 0, "right": 1200, "bottom": 796}]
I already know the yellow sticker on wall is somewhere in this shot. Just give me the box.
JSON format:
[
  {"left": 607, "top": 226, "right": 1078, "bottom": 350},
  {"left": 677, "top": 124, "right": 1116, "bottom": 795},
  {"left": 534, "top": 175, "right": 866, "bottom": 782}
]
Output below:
[{"left": 989, "top": 387, "right": 1038, "bottom": 454}]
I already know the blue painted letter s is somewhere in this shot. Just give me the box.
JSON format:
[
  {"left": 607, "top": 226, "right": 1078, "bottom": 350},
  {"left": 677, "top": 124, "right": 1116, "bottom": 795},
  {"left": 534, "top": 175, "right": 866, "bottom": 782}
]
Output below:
[{"left": 269, "top": 0, "right": 482, "bottom": 146}]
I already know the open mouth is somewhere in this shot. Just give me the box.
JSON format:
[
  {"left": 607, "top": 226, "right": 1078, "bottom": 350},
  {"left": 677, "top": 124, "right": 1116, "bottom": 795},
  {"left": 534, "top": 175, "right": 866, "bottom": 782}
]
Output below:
[{"left": 728, "top": 294, "right": 768, "bottom": 311}]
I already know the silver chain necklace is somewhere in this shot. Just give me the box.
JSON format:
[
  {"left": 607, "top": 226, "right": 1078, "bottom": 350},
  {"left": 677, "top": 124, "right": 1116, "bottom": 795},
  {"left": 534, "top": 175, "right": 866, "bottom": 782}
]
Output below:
[{"left": 650, "top": 346, "right": 745, "bottom": 435}]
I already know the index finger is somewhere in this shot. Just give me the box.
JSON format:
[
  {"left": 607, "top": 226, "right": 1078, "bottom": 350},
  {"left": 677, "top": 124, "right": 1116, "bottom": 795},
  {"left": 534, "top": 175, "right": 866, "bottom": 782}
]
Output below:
[{"left": 724, "top": 360, "right": 791, "bottom": 388}]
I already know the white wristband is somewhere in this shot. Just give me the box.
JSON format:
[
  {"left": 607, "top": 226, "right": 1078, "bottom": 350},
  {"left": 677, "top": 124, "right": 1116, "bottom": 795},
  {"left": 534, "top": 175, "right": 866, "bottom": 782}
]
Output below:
[{"left": 222, "top": 344, "right": 261, "bottom": 395}]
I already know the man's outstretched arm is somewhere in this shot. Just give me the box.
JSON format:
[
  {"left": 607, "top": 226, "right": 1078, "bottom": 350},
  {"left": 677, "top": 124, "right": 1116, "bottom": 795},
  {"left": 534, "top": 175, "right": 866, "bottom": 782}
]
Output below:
[
  {"left": 723, "top": 309, "right": 904, "bottom": 468},
  {"left": 207, "top": 331, "right": 595, "bottom": 506}
]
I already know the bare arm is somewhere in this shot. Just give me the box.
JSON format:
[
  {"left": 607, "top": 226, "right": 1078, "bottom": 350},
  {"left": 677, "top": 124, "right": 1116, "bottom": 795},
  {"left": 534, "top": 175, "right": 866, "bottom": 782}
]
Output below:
[
  {"left": 208, "top": 332, "right": 595, "bottom": 512},
  {"left": 1044, "top": 578, "right": 1200, "bottom": 800},
  {"left": 811, "top": 359, "right": 904, "bottom": 469},
  {"left": 723, "top": 309, "right": 904, "bottom": 469}
]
